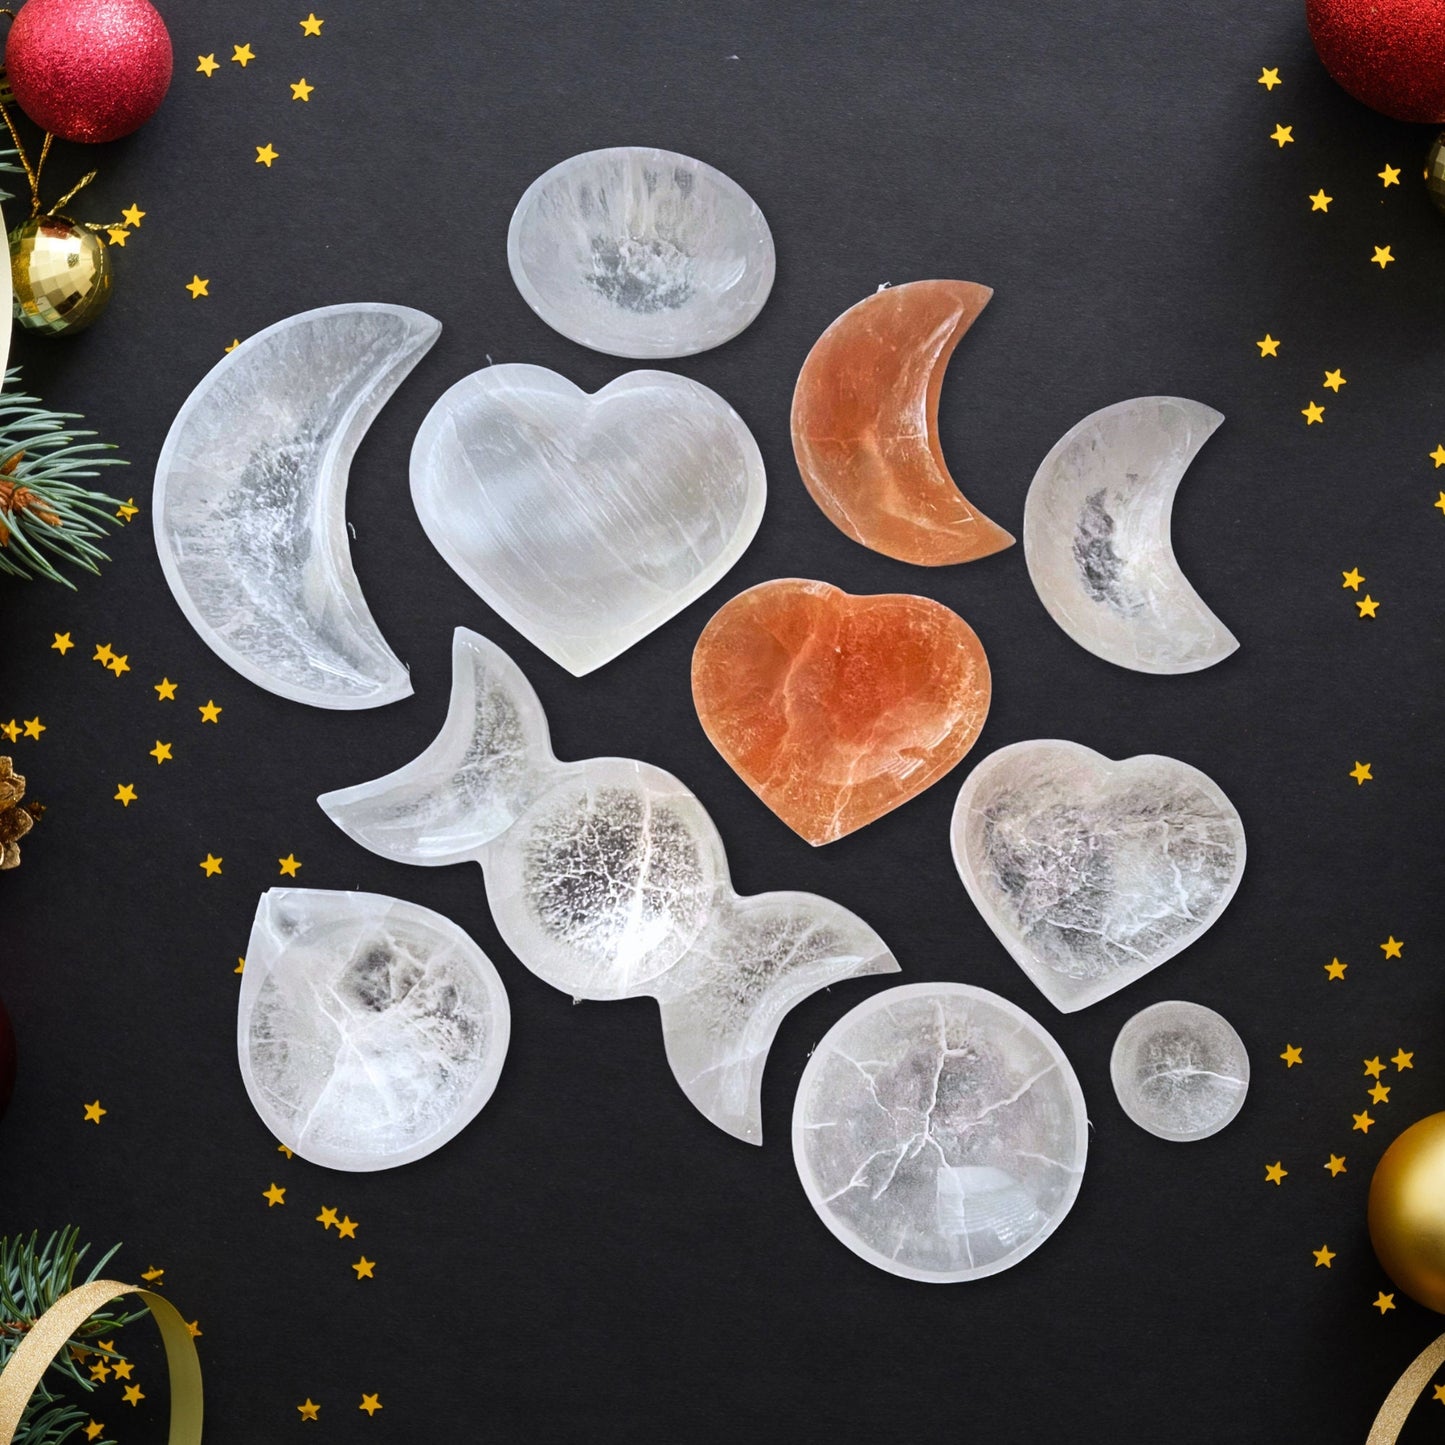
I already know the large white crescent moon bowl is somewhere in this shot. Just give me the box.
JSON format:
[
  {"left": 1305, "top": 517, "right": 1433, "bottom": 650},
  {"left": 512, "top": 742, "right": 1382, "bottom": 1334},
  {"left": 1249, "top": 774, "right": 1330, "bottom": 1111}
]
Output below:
[
  {"left": 153, "top": 303, "right": 440, "bottom": 708},
  {"left": 1023, "top": 396, "right": 1239, "bottom": 674}
]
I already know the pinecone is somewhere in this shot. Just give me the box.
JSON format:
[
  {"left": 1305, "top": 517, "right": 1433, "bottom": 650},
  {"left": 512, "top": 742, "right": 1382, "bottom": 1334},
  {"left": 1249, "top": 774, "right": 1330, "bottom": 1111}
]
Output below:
[{"left": 0, "top": 757, "right": 33, "bottom": 869}]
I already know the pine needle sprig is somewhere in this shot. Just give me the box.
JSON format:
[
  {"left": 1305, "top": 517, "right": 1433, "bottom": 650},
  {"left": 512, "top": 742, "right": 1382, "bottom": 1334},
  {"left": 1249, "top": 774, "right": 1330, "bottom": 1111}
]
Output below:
[{"left": 0, "top": 370, "right": 127, "bottom": 587}]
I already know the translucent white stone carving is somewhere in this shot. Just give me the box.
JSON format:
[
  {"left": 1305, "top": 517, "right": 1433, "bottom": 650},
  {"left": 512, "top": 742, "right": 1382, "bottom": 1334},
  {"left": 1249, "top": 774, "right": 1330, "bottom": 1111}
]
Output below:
[
  {"left": 792, "top": 982, "right": 1087, "bottom": 1283},
  {"left": 950, "top": 740, "right": 1246, "bottom": 1013},
  {"left": 237, "top": 888, "right": 510, "bottom": 1171},
  {"left": 1023, "top": 397, "right": 1239, "bottom": 674},
  {"left": 410, "top": 364, "right": 765, "bottom": 676},
  {"left": 154, "top": 303, "right": 441, "bottom": 708},
  {"left": 507, "top": 146, "right": 775, "bottom": 358},
  {"left": 318, "top": 628, "right": 897, "bottom": 1143},
  {"left": 1110, "top": 999, "right": 1249, "bottom": 1141}
]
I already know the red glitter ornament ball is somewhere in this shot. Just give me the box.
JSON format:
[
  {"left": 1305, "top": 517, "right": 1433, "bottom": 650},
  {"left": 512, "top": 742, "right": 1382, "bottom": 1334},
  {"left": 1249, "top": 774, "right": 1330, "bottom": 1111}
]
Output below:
[
  {"left": 0, "top": 993, "right": 15, "bottom": 1123},
  {"left": 1307, "top": 0, "right": 1445, "bottom": 123},
  {"left": 6, "top": 0, "right": 173, "bottom": 143}
]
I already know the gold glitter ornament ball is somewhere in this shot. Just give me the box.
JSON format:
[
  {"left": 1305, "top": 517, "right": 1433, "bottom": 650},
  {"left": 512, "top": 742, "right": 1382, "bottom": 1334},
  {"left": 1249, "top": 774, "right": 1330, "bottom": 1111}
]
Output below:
[
  {"left": 1369, "top": 1111, "right": 1445, "bottom": 1313},
  {"left": 9, "top": 214, "right": 112, "bottom": 336}
]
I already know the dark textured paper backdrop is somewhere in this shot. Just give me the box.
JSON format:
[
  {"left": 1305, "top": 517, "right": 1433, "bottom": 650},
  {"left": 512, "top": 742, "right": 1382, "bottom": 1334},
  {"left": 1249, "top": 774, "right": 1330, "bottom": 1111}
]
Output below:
[{"left": 2, "top": 2, "right": 1444, "bottom": 1440}]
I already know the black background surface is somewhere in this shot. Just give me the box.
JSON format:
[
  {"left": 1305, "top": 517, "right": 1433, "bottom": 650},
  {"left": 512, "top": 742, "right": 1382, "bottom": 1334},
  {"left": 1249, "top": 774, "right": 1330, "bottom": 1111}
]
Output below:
[{"left": 3, "top": 2, "right": 1445, "bottom": 1440}]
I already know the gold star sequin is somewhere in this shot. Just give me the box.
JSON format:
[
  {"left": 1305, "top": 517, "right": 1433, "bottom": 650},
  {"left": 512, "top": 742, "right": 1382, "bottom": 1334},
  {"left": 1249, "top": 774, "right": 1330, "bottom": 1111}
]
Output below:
[
  {"left": 114, "top": 784, "right": 137, "bottom": 807},
  {"left": 1365, "top": 1057, "right": 1386, "bottom": 1078},
  {"left": 255, "top": 143, "right": 279, "bottom": 167},
  {"left": 316, "top": 1206, "right": 339, "bottom": 1230},
  {"left": 1379, "top": 164, "right": 1401, "bottom": 187},
  {"left": 85, "top": 1423, "right": 103, "bottom": 1442},
  {"left": 1431, "top": 444, "right": 1445, "bottom": 468},
  {"left": 291, "top": 78, "right": 314, "bottom": 101},
  {"left": 199, "top": 853, "right": 223, "bottom": 877},
  {"left": 0, "top": 721, "right": 18, "bottom": 744},
  {"left": 1356, "top": 594, "right": 1379, "bottom": 618},
  {"left": 1435, "top": 492, "right": 1445, "bottom": 516},
  {"left": 263, "top": 1182, "right": 286, "bottom": 1207},
  {"left": 107, "top": 228, "right": 129, "bottom": 247},
  {"left": 88, "top": 1361, "right": 110, "bottom": 1382},
  {"left": 277, "top": 1143, "right": 291, "bottom": 1157},
  {"left": 1381, "top": 936, "right": 1404, "bottom": 959},
  {"left": 51, "top": 632, "right": 73, "bottom": 654},
  {"left": 298, "top": 1399, "right": 320, "bottom": 1421},
  {"left": 1369, "top": 1081, "right": 1391, "bottom": 1105},
  {"left": 236, "top": 957, "right": 246, "bottom": 974},
  {"left": 110, "top": 1360, "right": 133, "bottom": 1381},
  {"left": 352, "top": 1256, "right": 375, "bottom": 1280},
  {"left": 1323, "top": 369, "right": 1346, "bottom": 392},
  {"left": 1435, "top": 1384, "right": 1445, "bottom": 1405},
  {"left": 336, "top": 1215, "right": 358, "bottom": 1240},
  {"left": 197, "top": 53, "right": 219, "bottom": 76},
  {"left": 122, "top": 205, "right": 145, "bottom": 229},
  {"left": 115, "top": 497, "right": 138, "bottom": 521},
  {"left": 23, "top": 717, "right": 45, "bottom": 739},
  {"left": 84, "top": 1100, "right": 106, "bottom": 1124},
  {"left": 1270, "top": 123, "right": 1294, "bottom": 147},
  {"left": 1353, "top": 1110, "right": 1375, "bottom": 1133},
  {"left": 93, "top": 642, "right": 113, "bottom": 664},
  {"left": 1325, "top": 1154, "right": 1347, "bottom": 1177},
  {"left": 1374, "top": 1291, "right": 1396, "bottom": 1314},
  {"left": 154, "top": 678, "right": 177, "bottom": 700},
  {"left": 1392, "top": 1049, "right": 1414, "bottom": 1071},
  {"left": 300, "top": 13, "right": 324, "bottom": 35},
  {"left": 198, "top": 700, "right": 222, "bottom": 723},
  {"left": 359, "top": 1394, "right": 382, "bottom": 1416},
  {"left": 1258, "top": 67, "right": 1281, "bottom": 90},
  {"left": 225, "top": 338, "right": 239, "bottom": 353},
  {"left": 232, "top": 43, "right": 255, "bottom": 66},
  {"left": 1280, "top": 1044, "right": 1303, "bottom": 1068},
  {"left": 1302, "top": 401, "right": 1325, "bottom": 425},
  {"left": 140, "top": 1267, "right": 164, "bottom": 1284},
  {"left": 186, "top": 1319, "right": 202, "bottom": 1338},
  {"left": 1265, "top": 1161, "right": 1287, "bottom": 1185},
  {"left": 1309, "top": 188, "right": 1332, "bottom": 211},
  {"left": 186, "top": 275, "right": 209, "bottom": 299},
  {"left": 1349, "top": 762, "right": 1372, "bottom": 785},
  {"left": 107, "top": 654, "right": 129, "bottom": 677},
  {"left": 1256, "top": 333, "right": 1280, "bottom": 357},
  {"left": 1313, "top": 1244, "right": 1336, "bottom": 1268},
  {"left": 278, "top": 854, "right": 302, "bottom": 877},
  {"left": 1371, "top": 245, "right": 1395, "bottom": 269},
  {"left": 1323, "top": 959, "right": 1347, "bottom": 983},
  {"left": 150, "top": 740, "right": 173, "bottom": 764},
  {"left": 1341, "top": 568, "right": 1364, "bottom": 590}
]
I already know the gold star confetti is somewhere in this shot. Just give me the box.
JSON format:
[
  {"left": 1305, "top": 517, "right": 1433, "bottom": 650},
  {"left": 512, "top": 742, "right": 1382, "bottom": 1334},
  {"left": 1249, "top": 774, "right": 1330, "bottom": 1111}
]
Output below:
[
  {"left": 83, "top": 1100, "right": 106, "bottom": 1124},
  {"left": 1270, "top": 123, "right": 1294, "bottom": 147},
  {"left": 1280, "top": 1043, "right": 1303, "bottom": 1068},
  {"left": 1371, "top": 245, "right": 1395, "bottom": 269},
  {"left": 1324, "top": 958, "right": 1347, "bottom": 980},
  {"left": 154, "top": 678, "right": 177, "bottom": 700},
  {"left": 298, "top": 1399, "right": 320, "bottom": 1421},
  {"left": 186, "top": 1320, "right": 202, "bottom": 1338},
  {"left": 115, "top": 497, "right": 138, "bottom": 521},
  {"left": 1341, "top": 567, "right": 1364, "bottom": 590},
  {"left": 1265, "top": 1161, "right": 1287, "bottom": 1185},
  {"left": 1374, "top": 1291, "right": 1396, "bottom": 1314},
  {"left": 114, "top": 784, "right": 137, "bottom": 807},
  {"left": 232, "top": 43, "right": 255, "bottom": 66},
  {"left": 1392, "top": 1049, "right": 1414, "bottom": 1071},
  {"left": 1349, "top": 762, "right": 1373, "bottom": 785},
  {"left": 0, "top": 721, "right": 18, "bottom": 744},
  {"left": 316, "top": 1206, "right": 339, "bottom": 1230},
  {"left": 255, "top": 143, "right": 279, "bottom": 167},
  {"left": 1369, "top": 1081, "right": 1391, "bottom": 1105},
  {"left": 1353, "top": 1110, "right": 1375, "bottom": 1133},
  {"left": 359, "top": 1394, "right": 382, "bottom": 1416},
  {"left": 122, "top": 205, "right": 144, "bottom": 229},
  {"left": 197, "top": 53, "right": 219, "bottom": 76},
  {"left": 336, "top": 1215, "right": 358, "bottom": 1240},
  {"left": 93, "top": 642, "right": 113, "bottom": 664},
  {"left": 23, "top": 717, "right": 45, "bottom": 739},
  {"left": 1435, "top": 492, "right": 1445, "bottom": 516},
  {"left": 1258, "top": 66, "right": 1281, "bottom": 90},
  {"left": 1381, "top": 936, "right": 1404, "bottom": 959},
  {"left": 198, "top": 699, "right": 222, "bottom": 722},
  {"left": 107, "top": 228, "right": 128, "bottom": 247},
  {"left": 1356, "top": 594, "right": 1379, "bottom": 618},
  {"left": 88, "top": 1361, "right": 110, "bottom": 1382},
  {"left": 1323, "top": 369, "right": 1346, "bottom": 392},
  {"left": 186, "top": 275, "right": 209, "bottom": 299},
  {"left": 1309, "top": 188, "right": 1332, "bottom": 211},
  {"left": 110, "top": 1360, "right": 133, "bottom": 1381},
  {"left": 1326, "top": 1154, "right": 1347, "bottom": 1177},
  {"left": 235, "top": 957, "right": 246, "bottom": 975},
  {"left": 85, "top": 1423, "right": 103, "bottom": 1442},
  {"left": 140, "top": 1267, "right": 164, "bottom": 1284},
  {"left": 263, "top": 1182, "right": 286, "bottom": 1207},
  {"left": 278, "top": 854, "right": 302, "bottom": 877},
  {"left": 1434, "top": 1384, "right": 1445, "bottom": 1405},
  {"left": 1365, "top": 1057, "right": 1386, "bottom": 1078},
  {"left": 277, "top": 1143, "right": 291, "bottom": 1158},
  {"left": 1431, "top": 444, "right": 1445, "bottom": 467},
  {"left": 107, "top": 654, "right": 129, "bottom": 677},
  {"left": 352, "top": 1256, "right": 375, "bottom": 1280},
  {"left": 1256, "top": 333, "right": 1280, "bottom": 357},
  {"left": 51, "top": 632, "right": 73, "bottom": 654},
  {"left": 224, "top": 338, "right": 239, "bottom": 353},
  {"left": 199, "top": 853, "right": 223, "bottom": 877},
  {"left": 1313, "top": 1244, "right": 1336, "bottom": 1268},
  {"left": 1379, "top": 164, "right": 1401, "bottom": 187},
  {"left": 1302, "top": 400, "right": 1326, "bottom": 425},
  {"left": 300, "top": 13, "right": 324, "bottom": 35},
  {"left": 150, "top": 740, "right": 173, "bottom": 764},
  {"left": 291, "top": 77, "right": 314, "bottom": 101}
]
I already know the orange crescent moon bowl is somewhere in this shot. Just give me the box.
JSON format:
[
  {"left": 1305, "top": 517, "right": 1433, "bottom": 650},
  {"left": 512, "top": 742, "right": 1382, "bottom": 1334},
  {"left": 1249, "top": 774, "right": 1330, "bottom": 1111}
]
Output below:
[
  {"left": 691, "top": 579, "right": 992, "bottom": 845},
  {"left": 791, "top": 279, "right": 1015, "bottom": 566}
]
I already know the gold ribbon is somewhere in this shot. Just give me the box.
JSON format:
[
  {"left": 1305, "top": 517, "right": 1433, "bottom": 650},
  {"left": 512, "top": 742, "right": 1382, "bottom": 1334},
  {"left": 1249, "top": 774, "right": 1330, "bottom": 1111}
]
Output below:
[
  {"left": 0, "top": 1280, "right": 202, "bottom": 1445},
  {"left": 1367, "top": 1331, "right": 1445, "bottom": 1443}
]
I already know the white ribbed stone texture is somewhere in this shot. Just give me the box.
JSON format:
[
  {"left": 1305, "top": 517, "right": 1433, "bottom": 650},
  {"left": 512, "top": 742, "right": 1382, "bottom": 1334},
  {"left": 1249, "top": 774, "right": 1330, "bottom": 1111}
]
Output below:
[
  {"left": 1023, "top": 396, "right": 1239, "bottom": 674},
  {"left": 951, "top": 740, "right": 1246, "bottom": 1013},
  {"left": 507, "top": 146, "right": 775, "bottom": 358},
  {"left": 1110, "top": 1000, "right": 1249, "bottom": 1141},
  {"left": 410, "top": 363, "right": 765, "bottom": 675},
  {"left": 237, "top": 888, "right": 510, "bottom": 1171},
  {"left": 792, "top": 983, "right": 1087, "bottom": 1283},
  {"left": 153, "top": 303, "right": 439, "bottom": 708},
  {"left": 318, "top": 628, "right": 897, "bottom": 1143}
]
